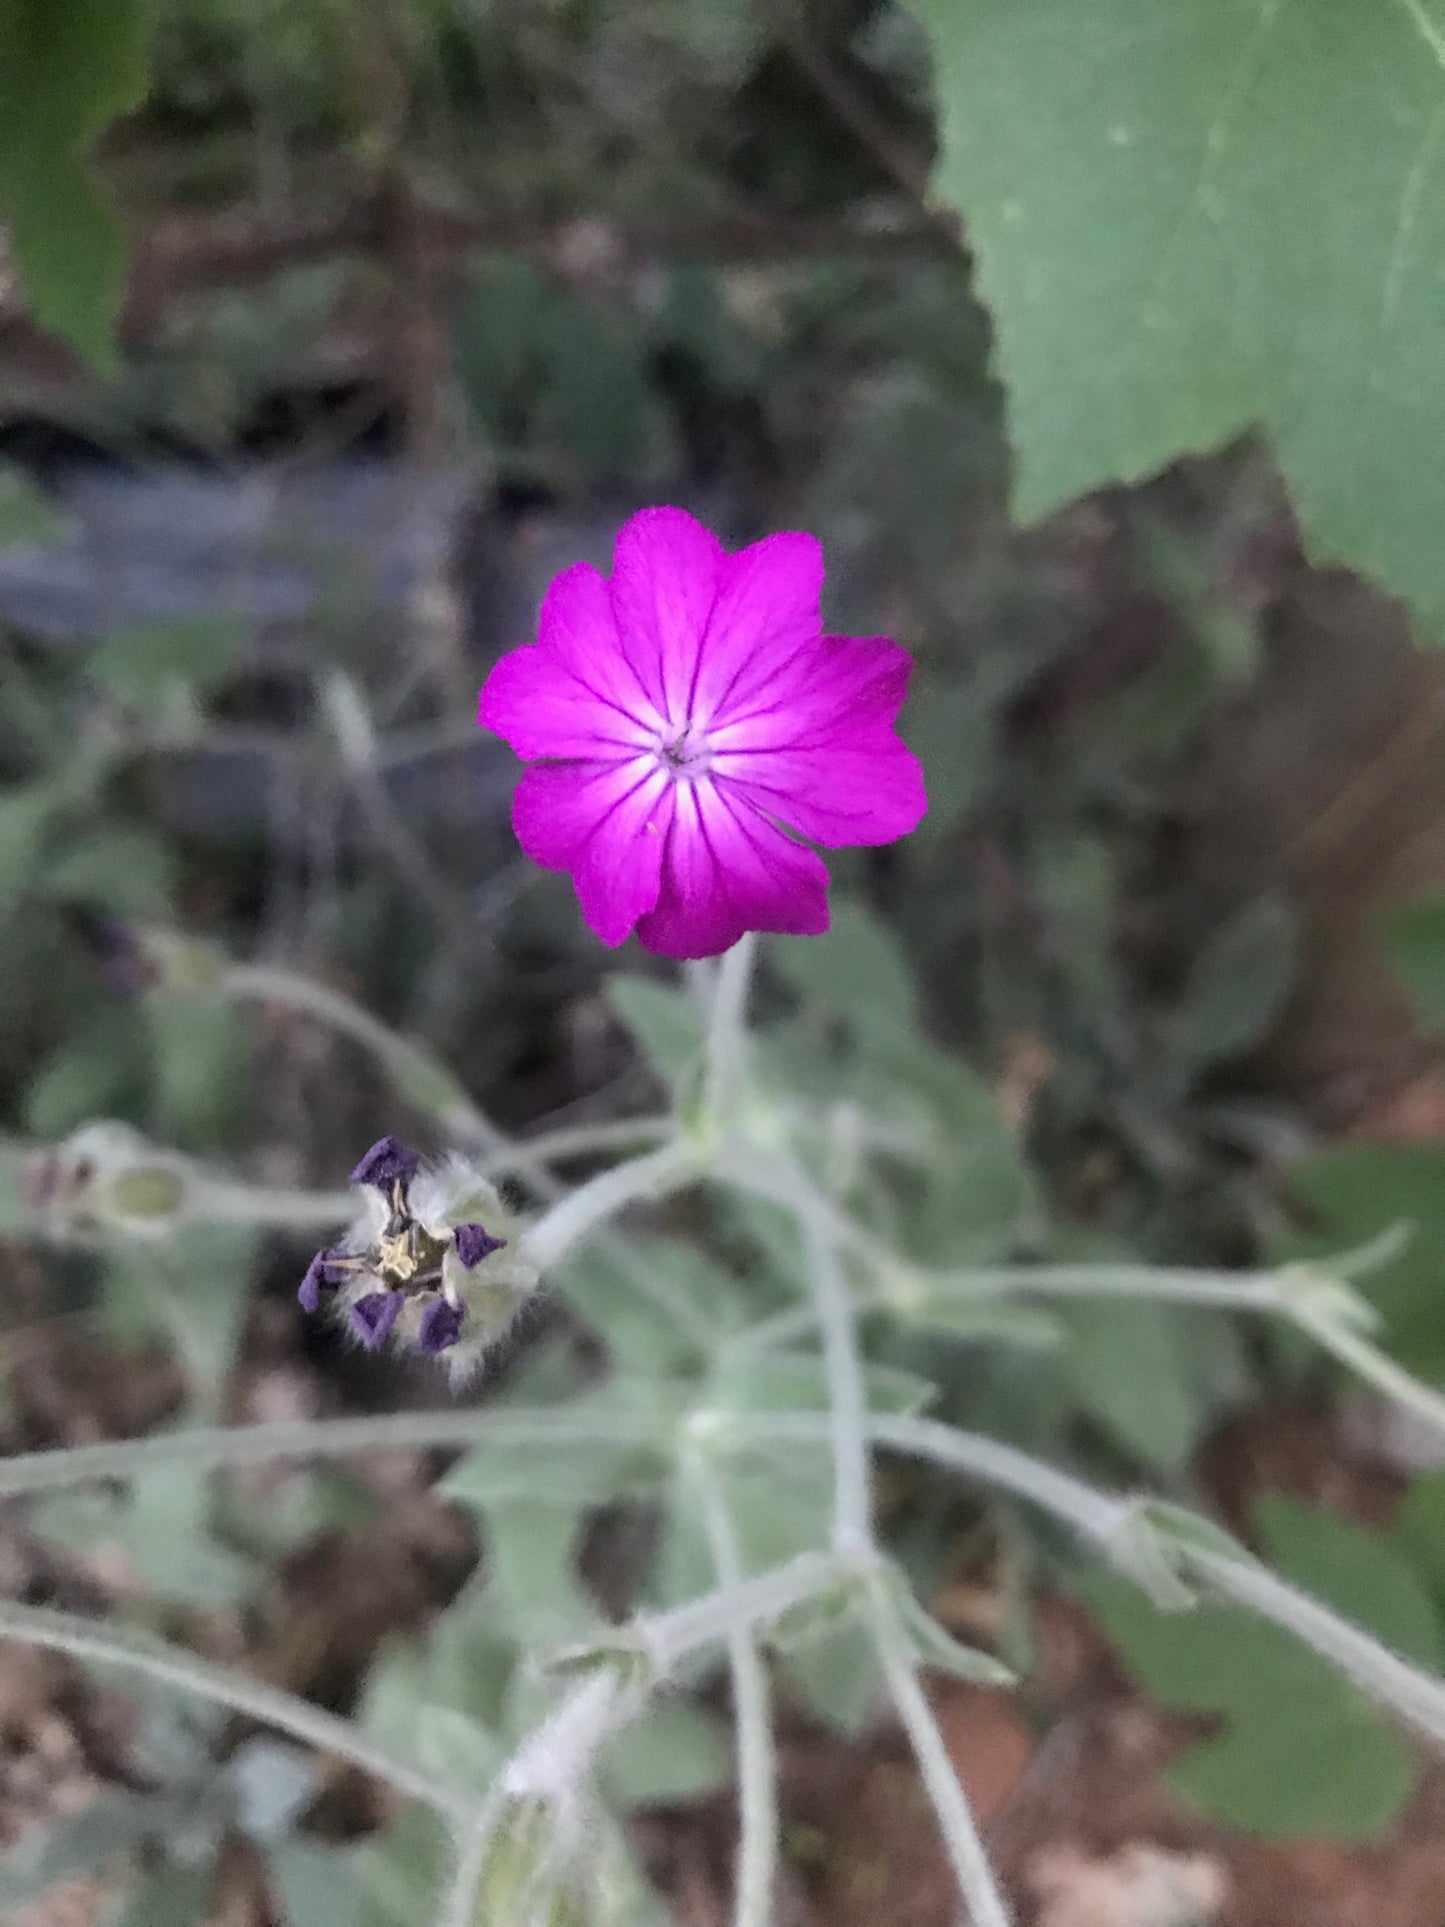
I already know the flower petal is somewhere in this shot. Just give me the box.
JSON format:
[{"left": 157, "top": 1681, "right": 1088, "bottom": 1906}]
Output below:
[
  {"left": 350, "top": 1136, "right": 422, "bottom": 1192},
  {"left": 634, "top": 782, "right": 830, "bottom": 959},
  {"left": 608, "top": 508, "right": 724, "bottom": 723},
  {"left": 479, "top": 645, "right": 651, "bottom": 760},
  {"left": 513, "top": 759, "right": 671, "bottom": 947},
  {"left": 691, "top": 531, "right": 825, "bottom": 727},
  {"left": 417, "top": 1296, "right": 465, "bottom": 1354},
  {"left": 350, "top": 1291, "right": 402, "bottom": 1351},
  {"left": 708, "top": 633, "right": 913, "bottom": 750}
]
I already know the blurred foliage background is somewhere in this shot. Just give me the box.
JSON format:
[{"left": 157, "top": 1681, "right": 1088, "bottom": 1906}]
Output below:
[{"left": 4, "top": 2, "right": 1445, "bottom": 1923}]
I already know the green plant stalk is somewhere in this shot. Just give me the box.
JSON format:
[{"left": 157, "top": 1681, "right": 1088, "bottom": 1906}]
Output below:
[
  {"left": 783, "top": 1149, "right": 1004, "bottom": 1918},
  {"left": 871, "top": 1602, "right": 1012, "bottom": 1927},
  {"left": 219, "top": 962, "right": 507, "bottom": 1158},
  {"left": 0, "top": 1597, "right": 468, "bottom": 1821},
  {"left": 188, "top": 1175, "right": 355, "bottom": 1230},
  {"left": 476, "top": 1115, "right": 674, "bottom": 1179},
  {"left": 799, "top": 1200, "right": 873, "bottom": 1552},
  {"left": 692, "top": 1456, "right": 779, "bottom": 1927},
  {"left": 704, "top": 931, "right": 757, "bottom": 1127},
  {"left": 1185, "top": 1543, "right": 1445, "bottom": 1752},
  {"left": 521, "top": 1139, "right": 700, "bottom": 1271}
]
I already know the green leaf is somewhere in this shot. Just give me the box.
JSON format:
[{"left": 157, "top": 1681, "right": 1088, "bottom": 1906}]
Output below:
[
  {"left": 266, "top": 1843, "right": 361, "bottom": 1927},
  {"left": 1383, "top": 890, "right": 1445, "bottom": 1031},
  {"left": 706, "top": 1349, "right": 935, "bottom": 1420},
  {"left": 0, "top": 470, "right": 68, "bottom": 546},
  {"left": 42, "top": 826, "right": 178, "bottom": 919},
  {"left": 0, "top": 0, "right": 153, "bottom": 364},
  {"left": 1163, "top": 894, "right": 1295, "bottom": 1086},
  {"left": 773, "top": 899, "right": 918, "bottom": 1040},
  {"left": 910, "top": 0, "right": 1445, "bottom": 630},
  {"left": 1255, "top": 1494, "right": 1442, "bottom": 1669},
  {"left": 1393, "top": 1472, "right": 1445, "bottom": 1605},
  {"left": 889, "top": 1580, "right": 1015, "bottom": 1687},
  {"left": 1062, "top": 1302, "right": 1211, "bottom": 1475},
  {"left": 1086, "top": 1569, "right": 1418, "bottom": 1837},
  {"left": 147, "top": 994, "right": 250, "bottom": 1147},
  {"left": 1275, "top": 1143, "right": 1445, "bottom": 1382},
  {"left": 22, "top": 1005, "right": 146, "bottom": 1136},
  {"left": 31, "top": 1464, "right": 255, "bottom": 1609},
  {"left": 356, "top": 1807, "right": 449, "bottom": 1927},
  {"left": 360, "top": 1597, "right": 515, "bottom": 1767},
  {"left": 0, "top": 782, "right": 60, "bottom": 900},
  {"left": 107, "top": 1863, "right": 213, "bottom": 1927},
  {"left": 605, "top": 975, "right": 703, "bottom": 1090},
  {"left": 88, "top": 618, "right": 243, "bottom": 708},
  {"left": 0, "top": 1795, "right": 148, "bottom": 1905},
  {"left": 599, "top": 1697, "right": 733, "bottom": 1809}
]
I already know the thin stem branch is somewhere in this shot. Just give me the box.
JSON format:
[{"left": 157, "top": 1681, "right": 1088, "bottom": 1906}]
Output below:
[
  {"left": 1293, "top": 1305, "right": 1445, "bottom": 1443},
  {"left": 692, "top": 1459, "right": 778, "bottom": 1927},
  {"left": 477, "top": 1116, "right": 673, "bottom": 1179},
  {"left": 1184, "top": 1544, "right": 1445, "bottom": 1751},
  {"left": 189, "top": 1177, "right": 355, "bottom": 1230},
  {"left": 522, "top": 1140, "right": 699, "bottom": 1272},
  {"left": 0, "top": 1407, "right": 666, "bottom": 1498},
  {"left": 799, "top": 1203, "right": 873, "bottom": 1552},
  {"left": 705, "top": 935, "right": 758, "bottom": 1128},
  {"left": 219, "top": 963, "right": 504, "bottom": 1155},
  {"left": 0, "top": 1598, "right": 466, "bottom": 1820},
  {"left": 872, "top": 1608, "right": 1011, "bottom": 1927}
]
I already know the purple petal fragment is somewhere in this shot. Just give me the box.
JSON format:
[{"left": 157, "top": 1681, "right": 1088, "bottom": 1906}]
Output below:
[
  {"left": 453, "top": 1222, "right": 506, "bottom": 1268},
  {"left": 349, "top": 1290, "right": 403, "bottom": 1351},
  {"left": 417, "top": 1296, "right": 466, "bottom": 1354},
  {"left": 298, "top": 1247, "right": 347, "bottom": 1313},
  {"left": 349, "top": 1136, "right": 422, "bottom": 1193}
]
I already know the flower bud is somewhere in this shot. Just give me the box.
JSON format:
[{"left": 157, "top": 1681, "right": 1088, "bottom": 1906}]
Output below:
[{"left": 24, "top": 1122, "right": 192, "bottom": 1241}]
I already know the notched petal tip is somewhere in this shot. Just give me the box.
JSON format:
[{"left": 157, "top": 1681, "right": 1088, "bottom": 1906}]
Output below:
[
  {"left": 453, "top": 1222, "right": 507, "bottom": 1268},
  {"left": 417, "top": 1296, "right": 466, "bottom": 1354},
  {"left": 350, "top": 1291, "right": 403, "bottom": 1351},
  {"left": 349, "top": 1136, "right": 422, "bottom": 1192}
]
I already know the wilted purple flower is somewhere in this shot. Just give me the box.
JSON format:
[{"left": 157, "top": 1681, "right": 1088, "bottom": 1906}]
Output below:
[
  {"left": 417, "top": 1296, "right": 466, "bottom": 1354},
  {"left": 350, "top": 1291, "right": 403, "bottom": 1351},
  {"left": 349, "top": 1136, "right": 423, "bottom": 1193},
  {"left": 453, "top": 1221, "right": 506, "bottom": 1268},
  {"left": 296, "top": 1139, "right": 535, "bottom": 1379}
]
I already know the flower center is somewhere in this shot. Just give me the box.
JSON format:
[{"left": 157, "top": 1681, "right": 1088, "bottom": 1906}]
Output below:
[{"left": 657, "top": 726, "right": 711, "bottom": 778}]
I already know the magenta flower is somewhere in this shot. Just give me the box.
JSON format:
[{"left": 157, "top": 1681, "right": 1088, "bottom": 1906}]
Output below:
[{"left": 477, "top": 507, "right": 927, "bottom": 959}]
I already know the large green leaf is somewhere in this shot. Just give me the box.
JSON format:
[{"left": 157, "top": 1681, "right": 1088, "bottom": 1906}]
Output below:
[
  {"left": 1087, "top": 1572, "right": 1417, "bottom": 1837},
  {"left": 911, "top": 0, "right": 1445, "bottom": 630},
  {"left": 0, "top": 0, "right": 152, "bottom": 362}
]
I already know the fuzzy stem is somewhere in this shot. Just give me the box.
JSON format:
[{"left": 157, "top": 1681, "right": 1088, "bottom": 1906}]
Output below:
[
  {"left": 872, "top": 1608, "right": 1012, "bottom": 1927},
  {"left": 1185, "top": 1544, "right": 1445, "bottom": 1751},
  {"left": 0, "top": 1597, "right": 467, "bottom": 1820},
  {"left": 521, "top": 1139, "right": 699, "bottom": 1271},
  {"left": 477, "top": 1115, "right": 674, "bottom": 1178},
  {"left": 705, "top": 934, "right": 758, "bottom": 1127},
  {"left": 188, "top": 1176, "right": 355, "bottom": 1230},
  {"left": 799, "top": 1201, "right": 873, "bottom": 1552},
  {"left": 693, "top": 1457, "right": 778, "bottom": 1927},
  {"left": 219, "top": 963, "right": 505, "bottom": 1156},
  {"left": 0, "top": 1407, "right": 666, "bottom": 1497}
]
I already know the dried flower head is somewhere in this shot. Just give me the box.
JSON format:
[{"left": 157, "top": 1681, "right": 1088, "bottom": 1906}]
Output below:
[
  {"left": 478, "top": 506, "right": 927, "bottom": 958},
  {"left": 298, "top": 1135, "right": 539, "bottom": 1383}
]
